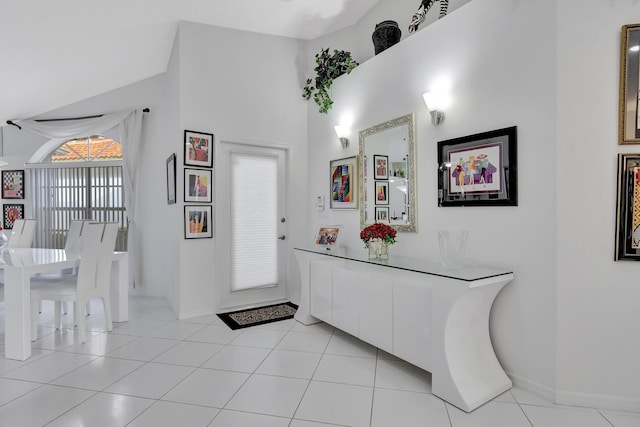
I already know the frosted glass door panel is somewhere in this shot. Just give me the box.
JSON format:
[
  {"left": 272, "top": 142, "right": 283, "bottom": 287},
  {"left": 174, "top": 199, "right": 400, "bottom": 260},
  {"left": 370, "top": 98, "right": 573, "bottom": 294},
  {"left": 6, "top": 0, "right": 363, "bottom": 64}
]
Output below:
[{"left": 231, "top": 153, "right": 278, "bottom": 291}]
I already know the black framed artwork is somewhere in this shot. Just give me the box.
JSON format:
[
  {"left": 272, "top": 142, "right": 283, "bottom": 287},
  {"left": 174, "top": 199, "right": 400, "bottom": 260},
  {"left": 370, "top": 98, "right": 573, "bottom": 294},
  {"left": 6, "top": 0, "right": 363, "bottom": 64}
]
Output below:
[
  {"left": 2, "top": 170, "right": 24, "bottom": 199},
  {"left": 615, "top": 153, "right": 640, "bottom": 260},
  {"left": 184, "top": 130, "right": 213, "bottom": 168},
  {"left": 184, "top": 205, "right": 213, "bottom": 239},
  {"left": 437, "top": 126, "right": 518, "bottom": 207},
  {"left": 3, "top": 204, "right": 24, "bottom": 229}
]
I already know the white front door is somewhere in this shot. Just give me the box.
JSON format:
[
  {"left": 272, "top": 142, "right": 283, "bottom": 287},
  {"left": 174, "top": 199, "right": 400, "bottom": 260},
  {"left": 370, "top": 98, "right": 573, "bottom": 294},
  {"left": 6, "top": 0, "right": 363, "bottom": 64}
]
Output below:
[{"left": 217, "top": 141, "right": 288, "bottom": 311}]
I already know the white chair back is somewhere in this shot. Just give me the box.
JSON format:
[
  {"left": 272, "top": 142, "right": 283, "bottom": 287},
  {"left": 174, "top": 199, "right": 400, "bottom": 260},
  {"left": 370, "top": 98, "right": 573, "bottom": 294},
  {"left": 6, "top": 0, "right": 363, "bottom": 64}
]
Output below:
[
  {"left": 74, "top": 223, "right": 104, "bottom": 299},
  {"left": 95, "top": 223, "right": 118, "bottom": 294},
  {"left": 64, "top": 220, "right": 92, "bottom": 252},
  {"left": 7, "top": 219, "right": 36, "bottom": 248}
]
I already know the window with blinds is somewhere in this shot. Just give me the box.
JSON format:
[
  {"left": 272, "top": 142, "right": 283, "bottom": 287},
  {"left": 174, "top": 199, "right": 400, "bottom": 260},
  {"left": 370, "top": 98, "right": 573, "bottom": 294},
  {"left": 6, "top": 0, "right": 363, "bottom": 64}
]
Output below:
[
  {"left": 29, "top": 166, "right": 128, "bottom": 250},
  {"left": 28, "top": 135, "right": 128, "bottom": 250}
]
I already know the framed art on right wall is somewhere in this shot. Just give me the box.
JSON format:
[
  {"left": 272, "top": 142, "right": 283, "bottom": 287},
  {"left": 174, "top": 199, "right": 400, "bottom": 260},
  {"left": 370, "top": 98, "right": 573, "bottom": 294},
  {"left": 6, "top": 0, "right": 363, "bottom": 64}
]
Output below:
[
  {"left": 615, "top": 153, "right": 640, "bottom": 260},
  {"left": 619, "top": 23, "right": 640, "bottom": 145},
  {"left": 437, "top": 126, "right": 518, "bottom": 207}
]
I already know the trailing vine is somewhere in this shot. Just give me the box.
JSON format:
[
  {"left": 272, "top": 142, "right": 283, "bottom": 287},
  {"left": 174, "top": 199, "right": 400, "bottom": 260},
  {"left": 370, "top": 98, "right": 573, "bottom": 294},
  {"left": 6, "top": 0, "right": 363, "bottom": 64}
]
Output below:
[{"left": 302, "top": 48, "right": 358, "bottom": 114}]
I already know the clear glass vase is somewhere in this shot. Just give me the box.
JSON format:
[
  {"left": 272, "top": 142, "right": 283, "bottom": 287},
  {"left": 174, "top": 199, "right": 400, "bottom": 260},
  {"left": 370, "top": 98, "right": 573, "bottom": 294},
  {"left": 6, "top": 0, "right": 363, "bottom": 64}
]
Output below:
[
  {"left": 0, "top": 230, "right": 8, "bottom": 249},
  {"left": 438, "top": 230, "right": 468, "bottom": 270},
  {"left": 367, "top": 238, "right": 389, "bottom": 260}
]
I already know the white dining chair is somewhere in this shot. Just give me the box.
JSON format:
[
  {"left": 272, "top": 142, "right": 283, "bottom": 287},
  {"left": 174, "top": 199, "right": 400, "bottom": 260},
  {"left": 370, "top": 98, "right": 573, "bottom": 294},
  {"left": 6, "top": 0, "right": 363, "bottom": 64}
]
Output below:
[
  {"left": 30, "top": 223, "right": 118, "bottom": 343},
  {"left": 6, "top": 219, "right": 36, "bottom": 248},
  {"left": 35, "top": 219, "right": 91, "bottom": 314}
]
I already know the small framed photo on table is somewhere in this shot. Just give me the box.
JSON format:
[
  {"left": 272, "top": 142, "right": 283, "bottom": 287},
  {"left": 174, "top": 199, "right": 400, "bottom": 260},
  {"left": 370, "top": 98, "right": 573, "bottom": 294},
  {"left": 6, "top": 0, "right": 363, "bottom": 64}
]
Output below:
[
  {"left": 314, "top": 225, "right": 341, "bottom": 249},
  {"left": 2, "top": 170, "right": 25, "bottom": 199},
  {"left": 184, "top": 205, "right": 213, "bottom": 239},
  {"left": 184, "top": 130, "right": 214, "bottom": 168},
  {"left": 184, "top": 168, "right": 213, "bottom": 203}
]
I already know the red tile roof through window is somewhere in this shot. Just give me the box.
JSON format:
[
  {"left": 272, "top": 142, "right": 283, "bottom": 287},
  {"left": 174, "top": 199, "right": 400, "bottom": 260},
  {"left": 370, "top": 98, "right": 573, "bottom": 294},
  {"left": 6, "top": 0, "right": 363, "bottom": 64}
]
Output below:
[{"left": 51, "top": 137, "right": 122, "bottom": 162}]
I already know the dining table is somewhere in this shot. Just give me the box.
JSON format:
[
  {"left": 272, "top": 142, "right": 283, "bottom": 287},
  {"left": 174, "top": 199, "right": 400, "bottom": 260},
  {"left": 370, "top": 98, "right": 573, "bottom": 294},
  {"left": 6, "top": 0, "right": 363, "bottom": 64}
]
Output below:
[{"left": 2, "top": 248, "right": 128, "bottom": 360}]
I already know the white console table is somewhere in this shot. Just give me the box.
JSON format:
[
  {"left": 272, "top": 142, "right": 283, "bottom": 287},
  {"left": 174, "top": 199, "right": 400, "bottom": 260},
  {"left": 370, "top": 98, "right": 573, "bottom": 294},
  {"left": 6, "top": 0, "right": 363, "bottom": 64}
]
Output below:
[{"left": 293, "top": 246, "right": 513, "bottom": 412}]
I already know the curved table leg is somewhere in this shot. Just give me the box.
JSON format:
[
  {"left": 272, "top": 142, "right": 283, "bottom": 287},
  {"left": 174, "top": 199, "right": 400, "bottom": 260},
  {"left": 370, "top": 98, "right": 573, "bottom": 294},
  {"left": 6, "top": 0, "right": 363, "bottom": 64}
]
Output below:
[{"left": 431, "top": 275, "right": 513, "bottom": 412}]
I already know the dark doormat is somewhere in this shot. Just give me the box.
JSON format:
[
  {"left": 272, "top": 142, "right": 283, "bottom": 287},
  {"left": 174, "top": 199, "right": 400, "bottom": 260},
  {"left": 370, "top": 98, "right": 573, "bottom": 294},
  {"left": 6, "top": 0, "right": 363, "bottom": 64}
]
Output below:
[{"left": 217, "top": 302, "right": 298, "bottom": 330}]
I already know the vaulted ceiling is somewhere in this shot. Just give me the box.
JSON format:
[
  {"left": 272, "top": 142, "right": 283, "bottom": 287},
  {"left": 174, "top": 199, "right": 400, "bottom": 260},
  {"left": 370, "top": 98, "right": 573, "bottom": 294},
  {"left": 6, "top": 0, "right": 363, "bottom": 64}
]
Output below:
[{"left": 0, "top": 0, "right": 378, "bottom": 126}]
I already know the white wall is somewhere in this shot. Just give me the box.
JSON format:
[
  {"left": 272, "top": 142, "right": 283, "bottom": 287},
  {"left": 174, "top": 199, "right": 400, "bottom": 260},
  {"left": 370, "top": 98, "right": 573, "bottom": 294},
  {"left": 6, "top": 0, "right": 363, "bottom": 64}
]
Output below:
[
  {"left": 556, "top": 0, "right": 640, "bottom": 410},
  {"left": 306, "top": 0, "right": 640, "bottom": 411},
  {"left": 306, "top": 0, "right": 559, "bottom": 403},
  {"left": 176, "top": 22, "right": 308, "bottom": 317}
]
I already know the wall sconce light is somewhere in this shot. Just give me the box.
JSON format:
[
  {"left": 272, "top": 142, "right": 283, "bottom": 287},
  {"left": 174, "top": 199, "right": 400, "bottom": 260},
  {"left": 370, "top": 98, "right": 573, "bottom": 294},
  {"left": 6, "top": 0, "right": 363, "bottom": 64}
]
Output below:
[
  {"left": 423, "top": 92, "right": 445, "bottom": 125},
  {"left": 334, "top": 125, "right": 350, "bottom": 148}
]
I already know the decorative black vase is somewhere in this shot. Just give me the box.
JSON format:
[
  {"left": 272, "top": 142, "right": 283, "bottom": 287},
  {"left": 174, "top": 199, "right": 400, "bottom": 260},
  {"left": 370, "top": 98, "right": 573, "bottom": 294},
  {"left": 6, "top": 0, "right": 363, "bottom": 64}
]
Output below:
[{"left": 372, "top": 20, "right": 401, "bottom": 55}]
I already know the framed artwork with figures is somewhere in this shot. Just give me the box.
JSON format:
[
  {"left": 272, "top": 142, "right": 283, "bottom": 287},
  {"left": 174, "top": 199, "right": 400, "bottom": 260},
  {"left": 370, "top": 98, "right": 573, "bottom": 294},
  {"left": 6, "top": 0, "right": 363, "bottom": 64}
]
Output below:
[{"left": 184, "top": 130, "right": 213, "bottom": 168}]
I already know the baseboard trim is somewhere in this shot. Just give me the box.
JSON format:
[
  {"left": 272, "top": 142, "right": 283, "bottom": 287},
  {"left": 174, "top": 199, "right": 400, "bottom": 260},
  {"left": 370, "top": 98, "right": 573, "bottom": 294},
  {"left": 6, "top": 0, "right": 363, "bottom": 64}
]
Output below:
[
  {"left": 507, "top": 371, "right": 640, "bottom": 413},
  {"left": 555, "top": 389, "right": 640, "bottom": 413},
  {"left": 506, "top": 371, "right": 556, "bottom": 403}
]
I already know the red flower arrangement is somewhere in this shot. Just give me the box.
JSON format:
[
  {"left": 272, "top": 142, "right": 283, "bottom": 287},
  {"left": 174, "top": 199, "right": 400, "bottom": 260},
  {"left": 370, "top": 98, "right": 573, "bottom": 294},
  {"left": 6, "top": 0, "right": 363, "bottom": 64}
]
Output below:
[{"left": 360, "top": 222, "right": 397, "bottom": 247}]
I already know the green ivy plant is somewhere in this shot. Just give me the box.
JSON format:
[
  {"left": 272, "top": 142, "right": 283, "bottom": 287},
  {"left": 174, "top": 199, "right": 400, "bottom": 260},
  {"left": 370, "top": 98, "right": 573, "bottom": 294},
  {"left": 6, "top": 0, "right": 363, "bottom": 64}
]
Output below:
[{"left": 303, "top": 48, "right": 358, "bottom": 114}]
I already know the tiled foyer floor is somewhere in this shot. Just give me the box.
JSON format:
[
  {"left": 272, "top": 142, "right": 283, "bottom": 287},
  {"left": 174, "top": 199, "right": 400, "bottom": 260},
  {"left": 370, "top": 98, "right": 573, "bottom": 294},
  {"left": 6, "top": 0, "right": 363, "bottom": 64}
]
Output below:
[{"left": 0, "top": 296, "right": 638, "bottom": 426}]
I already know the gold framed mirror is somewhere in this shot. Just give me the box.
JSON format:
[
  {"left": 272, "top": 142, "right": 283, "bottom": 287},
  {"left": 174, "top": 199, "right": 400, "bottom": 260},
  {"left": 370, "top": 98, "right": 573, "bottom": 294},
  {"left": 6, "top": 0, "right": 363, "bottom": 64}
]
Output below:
[
  {"left": 619, "top": 23, "right": 640, "bottom": 145},
  {"left": 359, "top": 113, "right": 417, "bottom": 232}
]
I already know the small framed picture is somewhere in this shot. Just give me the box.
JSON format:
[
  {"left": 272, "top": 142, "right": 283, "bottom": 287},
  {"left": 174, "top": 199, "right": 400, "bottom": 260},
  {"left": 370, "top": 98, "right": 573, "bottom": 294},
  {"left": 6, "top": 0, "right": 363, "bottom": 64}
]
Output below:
[
  {"left": 374, "top": 181, "right": 389, "bottom": 205},
  {"left": 166, "top": 153, "right": 176, "bottom": 204},
  {"left": 184, "top": 168, "right": 213, "bottom": 203},
  {"left": 314, "top": 225, "right": 341, "bottom": 248},
  {"left": 3, "top": 204, "right": 24, "bottom": 229},
  {"left": 373, "top": 155, "right": 389, "bottom": 180},
  {"left": 184, "top": 205, "right": 213, "bottom": 239},
  {"left": 184, "top": 130, "right": 213, "bottom": 168},
  {"left": 330, "top": 156, "right": 358, "bottom": 209},
  {"left": 2, "top": 170, "right": 25, "bottom": 199},
  {"left": 375, "top": 206, "right": 390, "bottom": 222}
]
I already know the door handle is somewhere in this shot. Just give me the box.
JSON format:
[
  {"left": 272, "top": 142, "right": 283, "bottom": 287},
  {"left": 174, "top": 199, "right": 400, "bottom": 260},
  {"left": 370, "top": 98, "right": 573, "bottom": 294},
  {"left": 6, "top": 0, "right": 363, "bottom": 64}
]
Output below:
[{"left": 278, "top": 235, "right": 286, "bottom": 240}]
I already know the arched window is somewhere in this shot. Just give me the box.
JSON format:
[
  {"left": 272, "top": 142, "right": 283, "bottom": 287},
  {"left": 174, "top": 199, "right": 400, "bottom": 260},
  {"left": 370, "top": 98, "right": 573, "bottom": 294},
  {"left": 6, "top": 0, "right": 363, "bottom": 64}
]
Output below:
[
  {"left": 46, "top": 135, "right": 123, "bottom": 163},
  {"left": 28, "top": 135, "right": 128, "bottom": 250}
]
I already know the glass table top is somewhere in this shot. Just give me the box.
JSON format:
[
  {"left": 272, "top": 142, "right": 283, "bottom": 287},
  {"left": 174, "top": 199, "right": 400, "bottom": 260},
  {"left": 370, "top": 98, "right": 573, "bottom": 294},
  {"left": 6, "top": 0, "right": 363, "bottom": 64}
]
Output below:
[{"left": 294, "top": 245, "right": 512, "bottom": 282}]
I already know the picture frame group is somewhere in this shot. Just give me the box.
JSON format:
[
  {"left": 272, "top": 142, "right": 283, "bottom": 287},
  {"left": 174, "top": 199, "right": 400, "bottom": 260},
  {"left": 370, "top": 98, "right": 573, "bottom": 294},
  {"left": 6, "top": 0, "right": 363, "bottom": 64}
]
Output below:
[{"left": 437, "top": 126, "right": 518, "bottom": 207}]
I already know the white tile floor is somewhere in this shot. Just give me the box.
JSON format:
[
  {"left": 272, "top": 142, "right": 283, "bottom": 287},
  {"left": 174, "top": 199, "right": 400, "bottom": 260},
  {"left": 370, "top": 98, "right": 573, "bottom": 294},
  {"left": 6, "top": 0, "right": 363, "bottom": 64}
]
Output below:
[{"left": 0, "top": 296, "right": 638, "bottom": 426}]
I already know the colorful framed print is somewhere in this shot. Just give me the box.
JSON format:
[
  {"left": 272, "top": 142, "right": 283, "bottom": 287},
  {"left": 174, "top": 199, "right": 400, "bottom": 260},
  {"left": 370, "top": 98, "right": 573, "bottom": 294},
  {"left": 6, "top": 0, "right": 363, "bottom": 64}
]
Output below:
[
  {"left": 437, "top": 126, "right": 518, "bottom": 207},
  {"left": 184, "top": 205, "right": 213, "bottom": 239},
  {"left": 184, "top": 168, "right": 213, "bottom": 203},
  {"left": 2, "top": 170, "right": 24, "bottom": 199},
  {"left": 166, "top": 153, "right": 176, "bottom": 204},
  {"left": 330, "top": 156, "right": 358, "bottom": 209},
  {"left": 615, "top": 153, "right": 640, "bottom": 260},
  {"left": 184, "top": 130, "right": 213, "bottom": 168},
  {"left": 374, "top": 181, "right": 389, "bottom": 205},
  {"left": 375, "top": 206, "right": 390, "bottom": 223},
  {"left": 3, "top": 204, "right": 24, "bottom": 229},
  {"left": 314, "top": 225, "right": 341, "bottom": 248},
  {"left": 619, "top": 24, "right": 640, "bottom": 145},
  {"left": 373, "top": 155, "right": 389, "bottom": 180}
]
